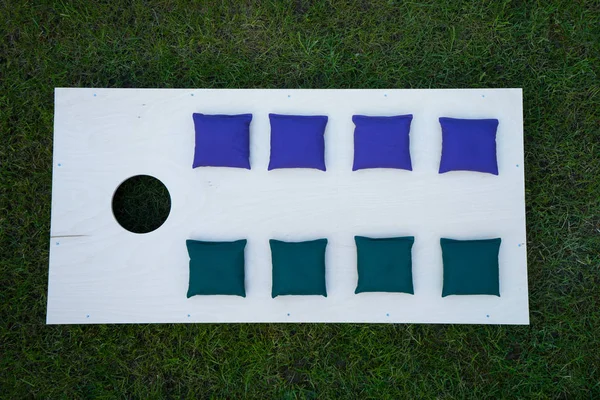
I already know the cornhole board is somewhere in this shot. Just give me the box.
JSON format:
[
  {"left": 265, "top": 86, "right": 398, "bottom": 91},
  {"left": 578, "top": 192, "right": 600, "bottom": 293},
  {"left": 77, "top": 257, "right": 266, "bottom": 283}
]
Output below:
[{"left": 48, "top": 88, "right": 528, "bottom": 324}]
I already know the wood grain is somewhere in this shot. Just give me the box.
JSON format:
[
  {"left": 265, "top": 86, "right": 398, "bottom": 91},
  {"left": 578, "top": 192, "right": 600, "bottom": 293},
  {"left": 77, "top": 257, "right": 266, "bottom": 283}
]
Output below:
[{"left": 48, "top": 88, "right": 527, "bottom": 324}]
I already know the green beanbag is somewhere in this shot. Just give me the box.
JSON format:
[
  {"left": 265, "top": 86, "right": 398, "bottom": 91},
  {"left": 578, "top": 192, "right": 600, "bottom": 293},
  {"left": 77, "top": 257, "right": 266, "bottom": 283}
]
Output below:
[
  {"left": 441, "top": 238, "right": 501, "bottom": 297},
  {"left": 186, "top": 239, "right": 247, "bottom": 298},
  {"left": 270, "top": 238, "right": 328, "bottom": 297},
  {"left": 355, "top": 236, "right": 415, "bottom": 294}
]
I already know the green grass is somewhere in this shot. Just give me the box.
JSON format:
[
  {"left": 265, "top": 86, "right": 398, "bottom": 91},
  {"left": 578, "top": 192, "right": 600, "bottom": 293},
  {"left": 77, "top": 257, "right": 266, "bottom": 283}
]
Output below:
[
  {"left": 1, "top": 0, "right": 599, "bottom": 397},
  {"left": 112, "top": 175, "right": 171, "bottom": 234}
]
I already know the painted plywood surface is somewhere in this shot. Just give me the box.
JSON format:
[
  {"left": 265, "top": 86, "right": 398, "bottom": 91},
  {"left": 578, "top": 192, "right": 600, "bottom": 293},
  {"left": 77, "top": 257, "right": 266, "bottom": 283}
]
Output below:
[{"left": 48, "top": 88, "right": 528, "bottom": 324}]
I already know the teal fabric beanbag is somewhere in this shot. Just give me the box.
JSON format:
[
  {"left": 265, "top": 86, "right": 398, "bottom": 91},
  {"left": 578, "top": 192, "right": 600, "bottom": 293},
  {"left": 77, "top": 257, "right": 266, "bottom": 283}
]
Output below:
[
  {"left": 270, "top": 239, "right": 328, "bottom": 297},
  {"left": 186, "top": 239, "right": 247, "bottom": 298},
  {"left": 355, "top": 236, "right": 415, "bottom": 294},
  {"left": 441, "top": 238, "right": 501, "bottom": 297}
]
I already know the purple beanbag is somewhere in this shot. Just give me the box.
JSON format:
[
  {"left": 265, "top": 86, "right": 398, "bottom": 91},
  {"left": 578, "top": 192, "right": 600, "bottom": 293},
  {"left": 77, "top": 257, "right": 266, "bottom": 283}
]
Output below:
[
  {"left": 352, "top": 114, "right": 413, "bottom": 171},
  {"left": 192, "top": 113, "right": 252, "bottom": 169},
  {"left": 268, "top": 114, "right": 328, "bottom": 171},
  {"left": 439, "top": 117, "right": 499, "bottom": 175}
]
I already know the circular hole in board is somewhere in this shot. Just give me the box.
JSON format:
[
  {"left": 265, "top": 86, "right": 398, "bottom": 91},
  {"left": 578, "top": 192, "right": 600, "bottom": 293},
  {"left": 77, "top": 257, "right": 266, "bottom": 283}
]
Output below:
[{"left": 112, "top": 175, "right": 171, "bottom": 234}]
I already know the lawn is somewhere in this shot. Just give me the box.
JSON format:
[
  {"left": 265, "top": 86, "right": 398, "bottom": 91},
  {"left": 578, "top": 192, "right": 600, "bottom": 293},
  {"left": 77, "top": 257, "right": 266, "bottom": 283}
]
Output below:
[{"left": 1, "top": 0, "right": 599, "bottom": 398}]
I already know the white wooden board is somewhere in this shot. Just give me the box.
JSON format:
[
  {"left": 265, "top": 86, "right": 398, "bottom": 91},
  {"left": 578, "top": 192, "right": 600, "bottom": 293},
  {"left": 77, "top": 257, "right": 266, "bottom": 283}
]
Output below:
[{"left": 48, "top": 88, "right": 528, "bottom": 324}]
